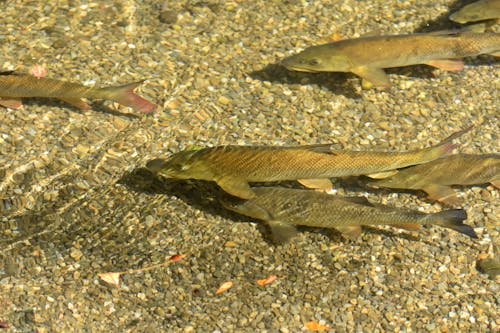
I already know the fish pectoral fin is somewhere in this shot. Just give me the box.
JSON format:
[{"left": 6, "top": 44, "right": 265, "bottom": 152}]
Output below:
[
  {"left": 268, "top": 220, "right": 298, "bottom": 244},
  {"left": 216, "top": 176, "right": 256, "bottom": 199},
  {"left": 58, "top": 97, "right": 92, "bottom": 110},
  {"left": 335, "top": 225, "right": 363, "bottom": 239},
  {"left": 366, "top": 170, "right": 399, "bottom": 179},
  {"left": 297, "top": 178, "right": 333, "bottom": 191},
  {"left": 425, "top": 59, "right": 464, "bottom": 71},
  {"left": 392, "top": 223, "right": 421, "bottom": 231},
  {"left": 491, "top": 180, "right": 500, "bottom": 189},
  {"left": 424, "top": 184, "right": 461, "bottom": 206},
  {"left": 0, "top": 98, "right": 23, "bottom": 109},
  {"left": 351, "top": 66, "right": 391, "bottom": 89}
]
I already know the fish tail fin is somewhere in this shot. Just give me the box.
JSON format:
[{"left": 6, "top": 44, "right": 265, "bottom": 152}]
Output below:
[
  {"left": 101, "top": 81, "right": 157, "bottom": 113},
  {"left": 432, "top": 209, "right": 477, "bottom": 238}
]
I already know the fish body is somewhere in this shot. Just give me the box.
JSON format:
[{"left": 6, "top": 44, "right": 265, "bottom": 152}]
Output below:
[
  {"left": 369, "top": 154, "right": 500, "bottom": 205},
  {"left": 221, "top": 187, "right": 477, "bottom": 242},
  {"left": 450, "top": 0, "right": 500, "bottom": 24},
  {"left": 146, "top": 128, "right": 468, "bottom": 199},
  {"left": 0, "top": 71, "right": 157, "bottom": 112},
  {"left": 281, "top": 31, "right": 500, "bottom": 88}
]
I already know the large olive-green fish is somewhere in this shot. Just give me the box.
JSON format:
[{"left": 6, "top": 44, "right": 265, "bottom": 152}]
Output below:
[
  {"left": 146, "top": 128, "right": 469, "bottom": 199},
  {"left": 0, "top": 71, "right": 157, "bottom": 112},
  {"left": 369, "top": 154, "right": 500, "bottom": 205},
  {"left": 450, "top": 0, "right": 500, "bottom": 24},
  {"left": 281, "top": 31, "right": 500, "bottom": 88},
  {"left": 221, "top": 187, "right": 477, "bottom": 243}
]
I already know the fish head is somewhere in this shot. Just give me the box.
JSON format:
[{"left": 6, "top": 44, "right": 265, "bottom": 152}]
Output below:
[
  {"left": 146, "top": 149, "right": 214, "bottom": 180},
  {"left": 449, "top": 3, "right": 488, "bottom": 24},
  {"left": 281, "top": 44, "right": 352, "bottom": 73}
]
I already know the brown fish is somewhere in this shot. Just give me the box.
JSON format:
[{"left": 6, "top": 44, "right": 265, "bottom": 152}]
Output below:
[
  {"left": 221, "top": 187, "right": 477, "bottom": 243},
  {"left": 281, "top": 31, "right": 500, "bottom": 88},
  {"left": 0, "top": 71, "right": 157, "bottom": 112},
  {"left": 146, "top": 128, "right": 469, "bottom": 199},
  {"left": 369, "top": 154, "right": 500, "bottom": 205},
  {"left": 450, "top": 0, "right": 500, "bottom": 24}
]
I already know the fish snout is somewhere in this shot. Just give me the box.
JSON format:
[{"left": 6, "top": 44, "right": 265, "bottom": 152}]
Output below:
[{"left": 145, "top": 158, "right": 168, "bottom": 173}]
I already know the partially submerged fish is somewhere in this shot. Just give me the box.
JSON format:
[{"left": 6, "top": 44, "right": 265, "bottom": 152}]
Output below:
[
  {"left": 369, "top": 154, "right": 500, "bottom": 205},
  {"left": 0, "top": 71, "right": 157, "bottom": 112},
  {"left": 281, "top": 31, "right": 500, "bottom": 88},
  {"left": 221, "top": 187, "right": 477, "bottom": 243},
  {"left": 450, "top": 0, "right": 500, "bottom": 24},
  {"left": 146, "top": 128, "right": 469, "bottom": 199}
]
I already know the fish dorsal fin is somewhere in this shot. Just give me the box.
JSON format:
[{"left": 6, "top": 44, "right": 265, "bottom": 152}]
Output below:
[
  {"left": 268, "top": 220, "right": 299, "bottom": 244},
  {"left": 366, "top": 170, "right": 399, "bottom": 179},
  {"left": 335, "top": 225, "right": 363, "bottom": 239}
]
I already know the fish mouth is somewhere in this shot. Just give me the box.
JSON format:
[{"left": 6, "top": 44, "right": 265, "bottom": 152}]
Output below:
[{"left": 280, "top": 59, "right": 319, "bottom": 73}]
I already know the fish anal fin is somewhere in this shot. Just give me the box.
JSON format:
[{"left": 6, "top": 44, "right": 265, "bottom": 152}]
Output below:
[
  {"left": 336, "top": 225, "right": 363, "bottom": 239},
  {"left": 268, "top": 220, "right": 298, "bottom": 244},
  {"left": 424, "top": 184, "right": 461, "bottom": 206},
  {"left": 58, "top": 97, "right": 92, "bottom": 110},
  {"left": 393, "top": 223, "right": 421, "bottom": 231},
  {"left": 298, "top": 178, "right": 333, "bottom": 191},
  {"left": 351, "top": 66, "right": 391, "bottom": 89},
  {"left": 425, "top": 59, "right": 464, "bottom": 71},
  {"left": 491, "top": 180, "right": 500, "bottom": 189},
  {"left": 0, "top": 98, "right": 23, "bottom": 109},
  {"left": 216, "top": 176, "right": 256, "bottom": 199},
  {"left": 367, "top": 170, "right": 399, "bottom": 179}
]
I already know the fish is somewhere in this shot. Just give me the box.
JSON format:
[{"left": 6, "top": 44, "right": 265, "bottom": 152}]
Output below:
[
  {"left": 281, "top": 31, "right": 500, "bottom": 88},
  {"left": 478, "top": 244, "right": 500, "bottom": 279},
  {"left": 220, "top": 187, "right": 477, "bottom": 243},
  {"left": 0, "top": 71, "right": 157, "bottom": 113},
  {"left": 368, "top": 154, "right": 500, "bottom": 205},
  {"left": 146, "top": 128, "right": 469, "bottom": 199},
  {"left": 450, "top": 0, "right": 500, "bottom": 24}
]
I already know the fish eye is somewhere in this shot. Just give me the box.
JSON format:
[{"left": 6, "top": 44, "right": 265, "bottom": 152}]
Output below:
[{"left": 309, "top": 58, "right": 320, "bottom": 66}]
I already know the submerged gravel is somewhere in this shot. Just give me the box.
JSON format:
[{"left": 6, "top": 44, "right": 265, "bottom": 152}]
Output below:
[{"left": 0, "top": 0, "right": 498, "bottom": 332}]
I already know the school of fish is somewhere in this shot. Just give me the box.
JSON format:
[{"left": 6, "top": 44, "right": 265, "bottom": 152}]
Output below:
[{"left": 3, "top": 1, "right": 498, "bottom": 255}]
